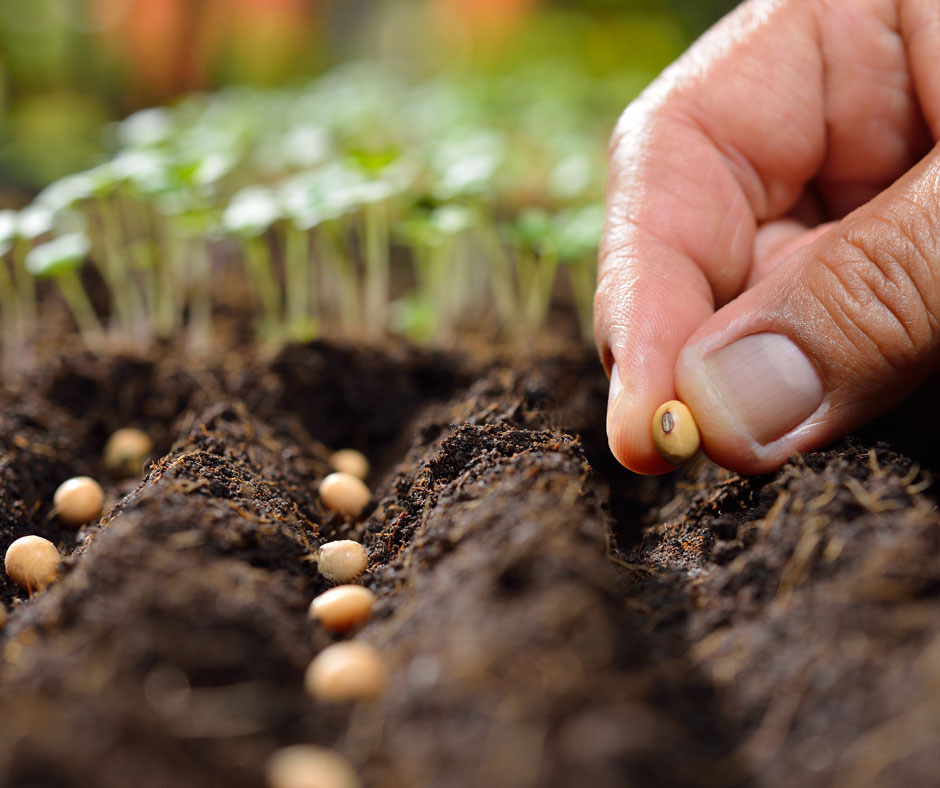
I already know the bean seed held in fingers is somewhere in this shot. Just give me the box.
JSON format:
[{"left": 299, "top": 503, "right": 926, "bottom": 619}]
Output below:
[
  {"left": 104, "top": 427, "right": 153, "bottom": 477},
  {"left": 53, "top": 476, "right": 104, "bottom": 527},
  {"left": 305, "top": 641, "right": 386, "bottom": 702},
  {"left": 319, "top": 472, "right": 371, "bottom": 518},
  {"left": 329, "top": 449, "right": 370, "bottom": 481},
  {"left": 652, "top": 400, "right": 701, "bottom": 466},
  {"left": 266, "top": 744, "right": 360, "bottom": 788},
  {"left": 309, "top": 585, "right": 376, "bottom": 633},
  {"left": 5, "top": 535, "right": 60, "bottom": 593},
  {"left": 317, "top": 540, "right": 369, "bottom": 584}
]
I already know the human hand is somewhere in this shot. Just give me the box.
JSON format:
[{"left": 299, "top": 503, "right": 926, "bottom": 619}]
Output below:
[{"left": 597, "top": 0, "right": 940, "bottom": 474}]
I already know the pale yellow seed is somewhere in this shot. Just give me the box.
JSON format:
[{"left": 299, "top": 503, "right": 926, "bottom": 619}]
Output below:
[
  {"left": 5, "top": 535, "right": 60, "bottom": 593},
  {"left": 309, "top": 585, "right": 376, "bottom": 633},
  {"left": 0, "top": 603, "right": 7, "bottom": 628},
  {"left": 652, "top": 400, "right": 701, "bottom": 466},
  {"left": 316, "top": 540, "right": 369, "bottom": 584},
  {"left": 53, "top": 476, "right": 104, "bottom": 527},
  {"left": 304, "top": 641, "right": 386, "bottom": 702},
  {"left": 104, "top": 428, "right": 153, "bottom": 477},
  {"left": 319, "top": 472, "right": 371, "bottom": 518},
  {"left": 329, "top": 449, "right": 369, "bottom": 481},
  {"left": 266, "top": 744, "right": 361, "bottom": 788}
]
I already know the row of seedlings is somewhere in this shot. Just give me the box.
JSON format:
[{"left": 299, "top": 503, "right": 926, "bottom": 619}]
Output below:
[{"left": 0, "top": 65, "right": 608, "bottom": 371}]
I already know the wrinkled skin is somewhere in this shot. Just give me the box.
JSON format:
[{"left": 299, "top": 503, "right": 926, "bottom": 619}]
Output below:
[{"left": 598, "top": 0, "right": 940, "bottom": 474}]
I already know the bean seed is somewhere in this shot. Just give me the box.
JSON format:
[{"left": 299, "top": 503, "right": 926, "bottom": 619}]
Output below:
[
  {"left": 329, "top": 449, "right": 369, "bottom": 481},
  {"left": 104, "top": 428, "right": 153, "bottom": 477},
  {"left": 319, "top": 473, "right": 370, "bottom": 518},
  {"left": 5, "top": 535, "right": 60, "bottom": 593},
  {"left": 305, "top": 641, "right": 386, "bottom": 702},
  {"left": 317, "top": 540, "right": 369, "bottom": 584},
  {"left": 651, "top": 400, "right": 700, "bottom": 466},
  {"left": 309, "top": 585, "right": 375, "bottom": 633},
  {"left": 53, "top": 476, "right": 104, "bottom": 527},
  {"left": 266, "top": 744, "right": 360, "bottom": 788}
]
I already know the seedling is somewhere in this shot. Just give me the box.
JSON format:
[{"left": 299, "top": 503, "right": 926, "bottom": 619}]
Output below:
[
  {"left": 304, "top": 641, "right": 386, "bottom": 702},
  {"left": 316, "top": 540, "right": 369, "bottom": 584},
  {"left": 223, "top": 186, "right": 284, "bottom": 341},
  {"left": 308, "top": 585, "right": 376, "bottom": 633},
  {"left": 5, "top": 61, "right": 624, "bottom": 358},
  {"left": 5, "top": 535, "right": 60, "bottom": 593},
  {"left": 25, "top": 233, "right": 104, "bottom": 349},
  {"left": 53, "top": 476, "right": 105, "bottom": 527},
  {"left": 319, "top": 474, "right": 371, "bottom": 519},
  {"left": 652, "top": 400, "right": 701, "bottom": 466},
  {"left": 329, "top": 449, "right": 370, "bottom": 481},
  {"left": 266, "top": 745, "right": 360, "bottom": 788},
  {"left": 104, "top": 428, "right": 153, "bottom": 478}
]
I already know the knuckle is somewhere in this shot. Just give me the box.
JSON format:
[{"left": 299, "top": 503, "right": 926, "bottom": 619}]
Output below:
[{"left": 808, "top": 224, "right": 940, "bottom": 372}]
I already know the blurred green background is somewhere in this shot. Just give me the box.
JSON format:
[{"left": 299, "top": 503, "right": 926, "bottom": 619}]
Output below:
[{"left": 0, "top": 0, "right": 735, "bottom": 201}]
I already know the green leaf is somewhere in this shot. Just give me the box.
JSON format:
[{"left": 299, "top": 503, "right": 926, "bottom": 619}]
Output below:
[
  {"left": 222, "top": 186, "right": 281, "bottom": 237},
  {"left": 25, "top": 233, "right": 91, "bottom": 278}
]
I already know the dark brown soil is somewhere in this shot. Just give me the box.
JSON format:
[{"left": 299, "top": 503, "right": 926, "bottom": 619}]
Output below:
[{"left": 1, "top": 337, "right": 939, "bottom": 788}]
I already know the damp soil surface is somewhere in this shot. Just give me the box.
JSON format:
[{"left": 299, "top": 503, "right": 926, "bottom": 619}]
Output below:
[{"left": 2, "top": 336, "right": 940, "bottom": 788}]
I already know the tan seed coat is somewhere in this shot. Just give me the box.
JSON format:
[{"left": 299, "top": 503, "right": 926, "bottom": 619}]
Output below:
[
  {"left": 104, "top": 428, "right": 153, "bottom": 477},
  {"left": 652, "top": 400, "right": 701, "bottom": 466},
  {"left": 54, "top": 476, "right": 104, "bottom": 527},
  {"left": 266, "top": 744, "right": 361, "bottom": 788},
  {"left": 5, "top": 535, "right": 60, "bottom": 593},
  {"left": 309, "top": 585, "right": 375, "bottom": 633},
  {"left": 305, "top": 641, "right": 386, "bottom": 702},
  {"left": 319, "top": 473, "right": 371, "bottom": 518},
  {"left": 317, "top": 540, "right": 368, "bottom": 584},
  {"left": 329, "top": 449, "right": 370, "bottom": 481}
]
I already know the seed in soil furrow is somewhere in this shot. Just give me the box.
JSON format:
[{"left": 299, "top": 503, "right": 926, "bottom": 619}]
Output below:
[
  {"left": 319, "top": 473, "right": 371, "bottom": 518},
  {"left": 309, "top": 585, "right": 375, "bottom": 633},
  {"left": 104, "top": 427, "right": 154, "bottom": 478},
  {"left": 305, "top": 641, "right": 386, "bottom": 702},
  {"left": 5, "top": 535, "right": 60, "bottom": 592},
  {"left": 329, "top": 449, "right": 370, "bottom": 481},
  {"left": 266, "top": 744, "right": 360, "bottom": 788},
  {"left": 317, "top": 540, "right": 368, "bottom": 584},
  {"left": 53, "top": 475, "right": 104, "bottom": 527}
]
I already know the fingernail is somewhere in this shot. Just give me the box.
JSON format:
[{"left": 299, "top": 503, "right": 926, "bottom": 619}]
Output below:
[
  {"left": 607, "top": 363, "right": 623, "bottom": 429},
  {"left": 608, "top": 363, "right": 623, "bottom": 407},
  {"left": 704, "top": 333, "right": 823, "bottom": 444}
]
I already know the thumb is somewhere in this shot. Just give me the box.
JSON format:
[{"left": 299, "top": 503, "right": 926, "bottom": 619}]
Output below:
[{"left": 676, "top": 148, "right": 940, "bottom": 474}]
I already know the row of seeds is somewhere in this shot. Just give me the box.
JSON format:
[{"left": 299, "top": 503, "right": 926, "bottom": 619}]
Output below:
[
  {"left": 2, "top": 428, "right": 154, "bottom": 600},
  {"left": 1, "top": 433, "right": 379, "bottom": 787},
  {"left": 267, "top": 448, "right": 380, "bottom": 788}
]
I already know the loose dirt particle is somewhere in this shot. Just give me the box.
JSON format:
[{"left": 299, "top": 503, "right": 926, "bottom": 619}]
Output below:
[
  {"left": 5, "top": 535, "right": 60, "bottom": 593},
  {"left": 304, "top": 641, "right": 386, "bottom": 702},
  {"left": 309, "top": 585, "right": 375, "bottom": 633},
  {"left": 329, "top": 449, "right": 370, "bottom": 480},
  {"left": 319, "top": 472, "right": 370, "bottom": 518},
  {"left": 53, "top": 476, "right": 105, "bottom": 527},
  {"left": 104, "top": 427, "right": 153, "bottom": 477},
  {"left": 317, "top": 540, "right": 369, "bottom": 584},
  {"left": 652, "top": 400, "right": 700, "bottom": 466},
  {"left": 266, "top": 744, "right": 360, "bottom": 788}
]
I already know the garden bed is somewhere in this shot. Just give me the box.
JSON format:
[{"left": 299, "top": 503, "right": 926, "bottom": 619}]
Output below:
[{"left": 1, "top": 336, "right": 940, "bottom": 787}]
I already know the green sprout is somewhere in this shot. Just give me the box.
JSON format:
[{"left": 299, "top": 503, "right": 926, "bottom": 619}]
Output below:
[
  {"left": 4, "top": 58, "right": 630, "bottom": 359},
  {"left": 25, "top": 233, "right": 103, "bottom": 348},
  {"left": 222, "top": 186, "right": 283, "bottom": 342}
]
